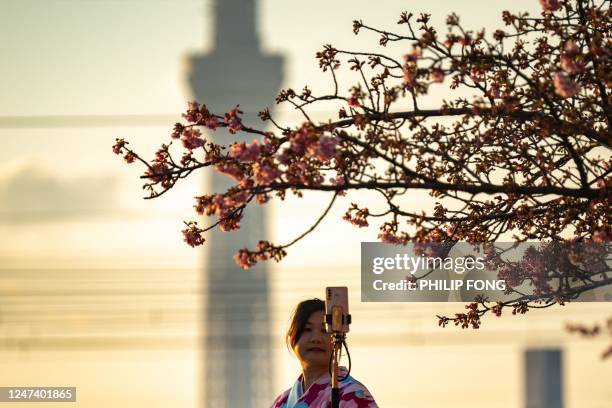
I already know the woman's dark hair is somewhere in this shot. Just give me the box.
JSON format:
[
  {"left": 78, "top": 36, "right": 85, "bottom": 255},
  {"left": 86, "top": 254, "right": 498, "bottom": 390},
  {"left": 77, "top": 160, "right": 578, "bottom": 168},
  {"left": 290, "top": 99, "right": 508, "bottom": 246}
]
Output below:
[{"left": 286, "top": 298, "right": 325, "bottom": 349}]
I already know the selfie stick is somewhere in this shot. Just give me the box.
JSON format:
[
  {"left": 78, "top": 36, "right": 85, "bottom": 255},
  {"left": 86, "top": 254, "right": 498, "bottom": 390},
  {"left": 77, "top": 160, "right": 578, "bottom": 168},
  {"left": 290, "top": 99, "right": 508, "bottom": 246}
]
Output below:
[{"left": 325, "top": 287, "right": 351, "bottom": 408}]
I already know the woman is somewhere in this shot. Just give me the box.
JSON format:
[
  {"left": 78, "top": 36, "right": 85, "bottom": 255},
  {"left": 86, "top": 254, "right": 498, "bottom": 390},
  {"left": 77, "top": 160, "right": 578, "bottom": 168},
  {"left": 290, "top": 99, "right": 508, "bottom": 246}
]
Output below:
[{"left": 271, "top": 298, "right": 379, "bottom": 408}]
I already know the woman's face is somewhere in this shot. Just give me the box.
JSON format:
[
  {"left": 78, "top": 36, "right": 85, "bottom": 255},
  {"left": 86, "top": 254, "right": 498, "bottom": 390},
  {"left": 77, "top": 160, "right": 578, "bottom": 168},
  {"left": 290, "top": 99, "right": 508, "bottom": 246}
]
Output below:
[{"left": 293, "top": 310, "right": 332, "bottom": 369}]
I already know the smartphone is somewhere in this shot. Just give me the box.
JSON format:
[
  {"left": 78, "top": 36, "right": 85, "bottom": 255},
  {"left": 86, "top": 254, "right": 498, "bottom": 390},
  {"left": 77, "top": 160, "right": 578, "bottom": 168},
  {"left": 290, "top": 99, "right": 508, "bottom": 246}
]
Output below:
[{"left": 325, "top": 286, "right": 350, "bottom": 333}]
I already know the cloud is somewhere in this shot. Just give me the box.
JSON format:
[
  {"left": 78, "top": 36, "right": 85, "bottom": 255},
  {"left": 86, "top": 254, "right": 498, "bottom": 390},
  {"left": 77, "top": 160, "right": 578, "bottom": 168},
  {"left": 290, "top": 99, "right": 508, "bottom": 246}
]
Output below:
[{"left": 0, "top": 162, "right": 119, "bottom": 222}]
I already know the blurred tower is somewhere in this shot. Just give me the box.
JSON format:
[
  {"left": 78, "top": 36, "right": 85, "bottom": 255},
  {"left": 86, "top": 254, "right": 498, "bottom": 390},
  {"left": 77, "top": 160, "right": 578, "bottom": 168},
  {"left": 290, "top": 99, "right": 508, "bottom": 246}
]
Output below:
[
  {"left": 186, "top": 0, "right": 284, "bottom": 407},
  {"left": 524, "top": 349, "right": 564, "bottom": 408}
]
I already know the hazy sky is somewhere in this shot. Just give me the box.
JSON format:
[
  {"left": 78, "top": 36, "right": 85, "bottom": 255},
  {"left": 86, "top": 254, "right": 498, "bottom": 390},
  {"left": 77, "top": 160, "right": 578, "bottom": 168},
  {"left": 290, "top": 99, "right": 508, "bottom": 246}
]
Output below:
[
  {"left": 0, "top": 0, "right": 544, "bottom": 115},
  {"left": 0, "top": 0, "right": 546, "bottom": 258},
  {"left": 1, "top": 1, "right": 611, "bottom": 408}
]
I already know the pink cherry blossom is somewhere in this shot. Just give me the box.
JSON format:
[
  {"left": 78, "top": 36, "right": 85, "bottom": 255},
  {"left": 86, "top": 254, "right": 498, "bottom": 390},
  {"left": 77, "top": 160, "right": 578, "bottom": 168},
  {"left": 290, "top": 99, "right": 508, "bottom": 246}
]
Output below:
[
  {"left": 553, "top": 71, "right": 580, "bottom": 98},
  {"left": 403, "top": 45, "right": 422, "bottom": 63},
  {"left": 211, "top": 194, "right": 226, "bottom": 215},
  {"left": 564, "top": 40, "right": 580, "bottom": 55},
  {"left": 313, "top": 136, "right": 338, "bottom": 162},
  {"left": 378, "top": 231, "right": 402, "bottom": 244},
  {"left": 261, "top": 135, "right": 277, "bottom": 155},
  {"left": 123, "top": 152, "right": 136, "bottom": 164},
  {"left": 589, "top": 40, "right": 602, "bottom": 57},
  {"left": 255, "top": 194, "right": 270, "bottom": 204},
  {"left": 343, "top": 215, "right": 368, "bottom": 227},
  {"left": 230, "top": 140, "right": 260, "bottom": 162},
  {"left": 330, "top": 175, "right": 347, "bottom": 196},
  {"left": 194, "top": 195, "right": 214, "bottom": 216},
  {"left": 193, "top": 191, "right": 244, "bottom": 218},
  {"left": 402, "top": 65, "right": 416, "bottom": 89},
  {"left": 223, "top": 190, "right": 249, "bottom": 208},
  {"left": 204, "top": 117, "right": 219, "bottom": 130},
  {"left": 276, "top": 149, "right": 291, "bottom": 165},
  {"left": 181, "top": 128, "right": 205, "bottom": 150},
  {"left": 289, "top": 126, "right": 308, "bottom": 154},
  {"left": 187, "top": 102, "right": 210, "bottom": 124},
  {"left": 224, "top": 107, "right": 243, "bottom": 134},
  {"left": 492, "top": 303, "right": 503, "bottom": 317},
  {"left": 182, "top": 222, "right": 205, "bottom": 247},
  {"left": 112, "top": 138, "right": 126, "bottom": 154},
  {"left": 219, "top": 215, "right": 241, "bottom": 232},
  {"left": 458, "top": 37, "right": 472, "bottom": 46},
  {"left": 592, "top": 229, "right": 611, "bottom": 243},
  {"left": 293, "top": 162, "right": 312, "bottom": 185},
  {"left": 310, "top": 174, "right": 324, "bottom": 186},
  {"left": 560, "top": 55, "right": 585, "bottom": 74},
  {"left": 214, "top": 162, "right": 245, "bottom": 181},
  {"left": 234, "top": 249, "right": 255, "bottom": 269},
  {"left": 170, "top": 123, "right": 184, "bottom": 139},
  {"left": 187, "top": 101, "right": 200, "bottom": 111},
  {"left": 347, "top": 97, "right": 361, "bottom": 107},
  {"left": 144, "top": 162, "right": 170, "bottom": 183},
  {"left": 183, "top": 103, "right": 203, "bottom": 123},
  {"left": 343, "top": 207, "right": 369, "bottom": 227},
  {"left": 431, "top": 68, "right": 445, "bottom": 83},
  {"left": 330, "top": 175, "right": 346, "bottom": 185},
  {"left": 470, "top": 67, "right": 486, "bottom": 83},
  {"left": 253, "top": 162, "right": 281, "bottom": 185},
  {"left": 539, "top": 0, "right": 560, "bottom": 12},
  {"left": 487, "top": 85, "right": 502, "bottom": 99}
]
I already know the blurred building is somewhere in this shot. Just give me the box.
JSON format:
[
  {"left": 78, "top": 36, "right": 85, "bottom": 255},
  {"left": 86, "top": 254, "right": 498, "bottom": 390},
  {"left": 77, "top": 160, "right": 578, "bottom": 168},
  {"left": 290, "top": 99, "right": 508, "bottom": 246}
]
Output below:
[{"left": 186, "top": 0, "right": 284, "bottom": 406}]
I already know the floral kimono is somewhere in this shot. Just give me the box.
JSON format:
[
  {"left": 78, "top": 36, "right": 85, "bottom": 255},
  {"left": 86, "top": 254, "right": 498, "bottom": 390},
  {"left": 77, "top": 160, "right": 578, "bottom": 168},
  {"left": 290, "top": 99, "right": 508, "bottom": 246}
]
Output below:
[{"left": 270, "top": 366, "right": 378, "bottom": 408}]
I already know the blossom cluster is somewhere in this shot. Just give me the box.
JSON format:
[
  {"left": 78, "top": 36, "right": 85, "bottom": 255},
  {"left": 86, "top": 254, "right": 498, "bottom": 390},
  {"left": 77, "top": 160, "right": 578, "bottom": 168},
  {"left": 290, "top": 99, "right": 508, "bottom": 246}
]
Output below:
[{"left": 115, "top": 1, "right": 610, "bottom": 339}]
